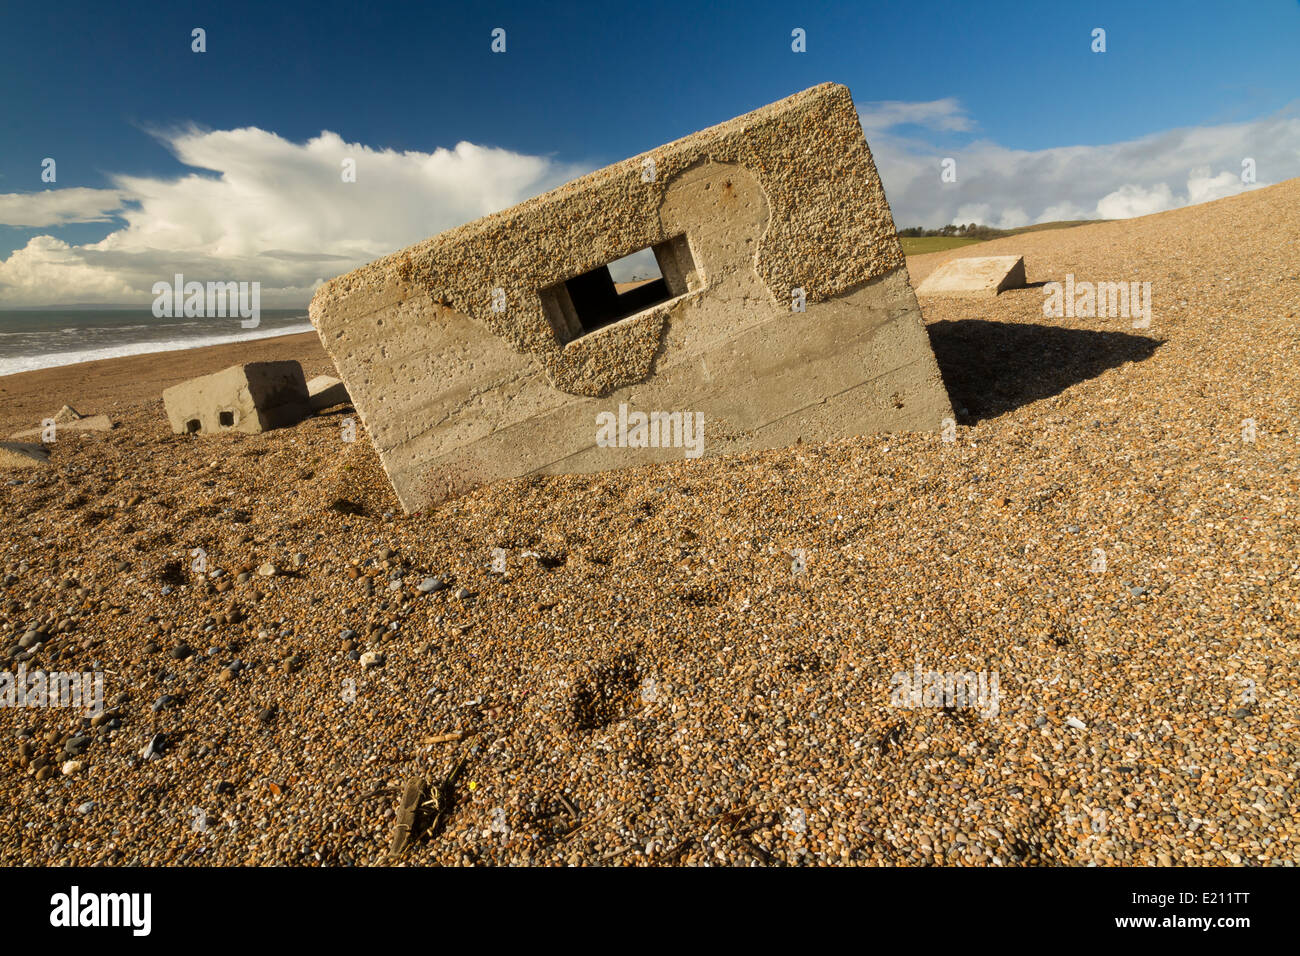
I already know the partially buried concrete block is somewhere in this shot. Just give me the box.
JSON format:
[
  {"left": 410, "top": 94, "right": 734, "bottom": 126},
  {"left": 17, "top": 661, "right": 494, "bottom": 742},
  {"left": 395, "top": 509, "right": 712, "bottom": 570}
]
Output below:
[
  {"left": 10, "top": 412, "right": 113, "bottom": 441},
  {"left": 915, "top": 255, "right": 1027, "bottom": 297},
  {"left": 306, "top": 375, "right": 350, "bottom": 412},
  {"left": 162, "top": 361, "right": 310, "bottom": 436},
  {"left": 310, "top": 82, "right": 953, "bottom": 512}
]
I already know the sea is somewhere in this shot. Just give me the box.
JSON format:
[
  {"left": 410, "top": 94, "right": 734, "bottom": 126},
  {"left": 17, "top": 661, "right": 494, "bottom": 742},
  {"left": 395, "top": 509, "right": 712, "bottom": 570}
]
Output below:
[{"left": 0, "top": 309, "right": 315, "bottom": 378}]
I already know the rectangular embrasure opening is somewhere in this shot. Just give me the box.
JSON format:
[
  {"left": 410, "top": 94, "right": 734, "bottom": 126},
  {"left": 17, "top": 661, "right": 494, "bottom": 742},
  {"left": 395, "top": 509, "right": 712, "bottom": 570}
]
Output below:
[{"left": 541, "top": 235, "right": 697, "bottom": 344}]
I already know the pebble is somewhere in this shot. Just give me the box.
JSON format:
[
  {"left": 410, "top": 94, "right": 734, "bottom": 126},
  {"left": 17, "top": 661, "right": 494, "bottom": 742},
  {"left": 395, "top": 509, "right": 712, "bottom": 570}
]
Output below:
[{"left": 418, "top": 577, "right": 445, "bottom": 594}]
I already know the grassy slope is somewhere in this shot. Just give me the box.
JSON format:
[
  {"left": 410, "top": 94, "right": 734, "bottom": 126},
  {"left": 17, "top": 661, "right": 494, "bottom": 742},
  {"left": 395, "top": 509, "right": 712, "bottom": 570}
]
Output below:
[{"left": 899, "top": 219, "right": 1111, "bottom": 256}]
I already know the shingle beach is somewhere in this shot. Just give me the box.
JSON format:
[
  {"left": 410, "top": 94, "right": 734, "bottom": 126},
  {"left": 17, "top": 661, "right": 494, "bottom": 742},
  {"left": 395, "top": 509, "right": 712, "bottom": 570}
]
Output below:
[{"left": 1, "top": 179, "right": 1297, "bottom": 866}]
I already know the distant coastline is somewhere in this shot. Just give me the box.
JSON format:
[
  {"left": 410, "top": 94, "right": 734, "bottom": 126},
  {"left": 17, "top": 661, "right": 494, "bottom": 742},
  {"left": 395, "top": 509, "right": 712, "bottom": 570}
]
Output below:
[{"left": 0, "top": 309, "right": 314, "bottom": 377}]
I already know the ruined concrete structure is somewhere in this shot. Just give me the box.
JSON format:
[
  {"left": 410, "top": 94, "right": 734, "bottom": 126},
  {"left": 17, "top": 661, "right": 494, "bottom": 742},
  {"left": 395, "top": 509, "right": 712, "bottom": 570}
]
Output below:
[
  {"left": 161, "top": 361, "right": 310, "bottom": 436},
  {"left": 915, "top": 255, "right": 1027, "bottom": 297},
  {"left": 9, "top": 405, "right": 113, "bottom": 441},
  {"left": 310, "top": 83, "right": 953, "bottom": 512}
]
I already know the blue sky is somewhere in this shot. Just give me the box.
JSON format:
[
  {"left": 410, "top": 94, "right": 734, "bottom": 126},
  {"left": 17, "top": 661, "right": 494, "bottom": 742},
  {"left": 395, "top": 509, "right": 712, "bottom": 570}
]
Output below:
[{"left": 1, "top": 0, "right": 1298, "bottom": 304}]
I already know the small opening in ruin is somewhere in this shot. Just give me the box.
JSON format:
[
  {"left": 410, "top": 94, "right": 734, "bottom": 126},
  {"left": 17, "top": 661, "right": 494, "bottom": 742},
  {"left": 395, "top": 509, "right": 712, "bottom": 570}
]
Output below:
[
  {"left": 219, "top": 411, "right": 235, "bottom": 427},
  {"left": 540, "top": 235, "right": 698, "bottom": 343},
  {"left": 185, "top": 419, "right": 201, "bottom": 434}
]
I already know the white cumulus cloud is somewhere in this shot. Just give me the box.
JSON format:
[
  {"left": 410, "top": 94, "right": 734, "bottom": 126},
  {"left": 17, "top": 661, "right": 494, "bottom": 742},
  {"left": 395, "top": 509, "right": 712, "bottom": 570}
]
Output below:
[
  {"left": 0, "top": 187, "right": 127, "bottom": 227},
  {"left": 863, "top": 103, "right": 1300, "bottom": 229},
  {"left": 0, "top": 126, "right": 585, "bottom": 306},
  {"left": 858, "top": 98, "right": 975, "bottom": 133}
]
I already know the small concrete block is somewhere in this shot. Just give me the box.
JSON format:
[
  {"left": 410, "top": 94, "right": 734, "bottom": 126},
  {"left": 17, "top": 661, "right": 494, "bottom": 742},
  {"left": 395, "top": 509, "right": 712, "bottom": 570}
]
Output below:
[
  {"left": 0, "top": 442, "right": 51, "bottom": 469},
  {"left": 914, "top": 255, "right": 1027, "bottom": 297},
  {"left": 161, "top": 361, "right": 310, "bottom": 436},
  {"left": 10, "top": 414, "right": 113, "bottom": 441},
  {"left": 306, "top": 375, "right": 350, "bottom": 412}
]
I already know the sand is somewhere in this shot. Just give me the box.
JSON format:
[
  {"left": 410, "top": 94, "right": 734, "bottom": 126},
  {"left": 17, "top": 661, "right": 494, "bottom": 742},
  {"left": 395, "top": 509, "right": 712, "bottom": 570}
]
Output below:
[{"left": 0, "top": 179, "right": 1297, "bottom": 866}]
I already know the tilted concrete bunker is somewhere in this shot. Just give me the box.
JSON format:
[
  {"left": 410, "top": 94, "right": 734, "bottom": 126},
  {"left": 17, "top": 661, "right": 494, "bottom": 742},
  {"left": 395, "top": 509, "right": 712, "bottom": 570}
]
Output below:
[
  {"left": 309, "top": 83, "right": 952, "bottom": 512},
  {"left": 161, "top": 361, "right": 311, "bottom": 436}
]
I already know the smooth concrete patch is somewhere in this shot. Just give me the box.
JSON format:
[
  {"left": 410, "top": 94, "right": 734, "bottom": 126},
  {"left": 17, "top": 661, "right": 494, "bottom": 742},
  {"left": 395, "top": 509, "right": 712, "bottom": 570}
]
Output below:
[
  {"left": 310, "top": 83, "right": 953, "bottom": 512},
  {"left": 162, "top": 362, "right": 310, "bottom": 436},
  {"left": 915, "top": 255, "right": 1027, "bottom": 297},
  {"left": 0, "top": 442, "right": 50, "bottom": 468},
  {"left": 307, "top": 375, "right": 350, "bottom": 412}
]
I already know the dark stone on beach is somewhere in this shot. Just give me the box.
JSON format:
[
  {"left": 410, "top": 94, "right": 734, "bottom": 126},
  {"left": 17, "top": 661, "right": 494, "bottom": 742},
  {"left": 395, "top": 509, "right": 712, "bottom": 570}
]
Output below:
[{"left": 169, "top": 643, "right": 193, "bottom": 660}]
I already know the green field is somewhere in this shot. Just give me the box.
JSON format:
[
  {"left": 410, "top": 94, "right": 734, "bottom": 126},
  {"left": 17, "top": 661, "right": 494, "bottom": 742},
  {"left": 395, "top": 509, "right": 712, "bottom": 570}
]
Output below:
[
  {"left": 899, "top": 236, "right": 985, "bottom": 255},
  {"left": 898, "top": 219, "right": 1106, "bottom": 256}
]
